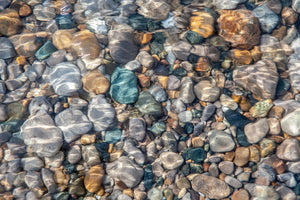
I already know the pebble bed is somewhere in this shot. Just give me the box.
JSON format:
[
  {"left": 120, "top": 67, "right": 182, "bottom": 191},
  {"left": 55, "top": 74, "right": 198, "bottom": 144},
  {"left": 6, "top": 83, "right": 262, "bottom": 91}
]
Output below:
[{"left": 1, "top": 0, "right": 300, "bottom": 199}]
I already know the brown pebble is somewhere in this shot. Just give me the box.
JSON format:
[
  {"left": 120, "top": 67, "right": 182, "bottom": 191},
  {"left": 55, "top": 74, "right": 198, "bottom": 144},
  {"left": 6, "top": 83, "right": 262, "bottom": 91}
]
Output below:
[
  {"left": 272, "top": 158, "right": 286, "bottom": 174},
  {"left": 16, "top": 56, "right": 26, "bottom": 65},
  {"left": 19, "top": 4, "right": 32, "bottom": 17},
  {"left": 232, "top": 49, "right": 252, "bottom": 65},
  {"left": 234, "top": 147, "right": 249, "bottom": 167},
  {"left": 203, "top": 162, "right": 210, "bottom": 172},
  {"left": 81, "top": 134, "right": 96, "bottom": 145},
  {"left": 191, "top": 137, "right": 204, "bottom": 148},
  {"left": 232, "top": 189, "right": 249, "bottom": 200},
  {"left": 123, "top": 188, "right": 134, "bottom": 197},
  {"left": 218, "top": 172, "right": 226, "bottom": 181},
  {"left": 84, "top": 165, "right": 104, "bottom": 193},
  {"left": 190, "top": 11, "right": 214, "bottom": 38},
  {"left": 82, "top": 70, "right": 110, "bottom": 94},
  {"left": 0, "top": 9, "right": 22, "bottom": 36},
  {"left": 239, "top": 96, "right": 252, "bottom": 112},
  {"left": 137, "top": 74, "right": 150, "bottom": 88},
  {"left": 224, "top": 151, "right": 235, "bottom": 162},
  {"left": 249, "top": 145, "right": 260, "bottom": 163},
  {"left": 268, "top": 106, "right": 284, "bottom": 119},
  {"left": 255, "top": 176, "right": 270, "bottom": 186},
  {"left": 282, "top": 7, "right": 298, "bottom": 25},
  {"left": 250, "top": 46, "right": 262, "bottom": 62},
  {"left": 271, "top": 26, "right": 287, "bottom": 40}
]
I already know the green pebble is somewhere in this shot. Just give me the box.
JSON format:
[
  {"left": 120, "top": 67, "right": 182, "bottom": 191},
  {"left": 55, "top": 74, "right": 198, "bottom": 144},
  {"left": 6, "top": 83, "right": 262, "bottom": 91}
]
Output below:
[
  {"left": 182, "top": 164, "right": 190, "bottom": 176},
  {"left": 135, "top": 91, "right": 162, "bottom": 117},
  {"left": 190, "top": 163, "right": 203, "bottom": 174},
  {"left": 35, "top": 40, "right": 57, "bottom": 60},
  {"left": 186, "top": 31, "right": 203, "bottom": 44},
  {"left": 150, "top": 122, "right": 166, "bottom": 136},
  {"left": 104, "top": 128, "right": 122, "bottom": 144}
]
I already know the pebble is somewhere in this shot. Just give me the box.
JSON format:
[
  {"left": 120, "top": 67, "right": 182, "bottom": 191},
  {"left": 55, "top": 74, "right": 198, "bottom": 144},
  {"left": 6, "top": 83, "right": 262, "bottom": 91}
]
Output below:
[
  {"left": 136, "top": 51, "right": 155, "bottom": 68},
  {"left": 218, "top": 161, "right": 234, "bottom": 175},
  {"left": 220, "top": 94, "right": 238, "bottom": 110},
  {"left": 21, "top": 157, "right": 44, "bottom": 171},
  {"left": 189, "top": 11, "right": 214, "bottom": 38},
  {"left": 25, "top": 171, "right": 43, "bottom": 189},
  {"left": 106, "top": 156, "right": 144, "bottom": 188},
  {"left": 67, "top": 145, "right": 81, "bottom": 164},
  {"left": 129, "top": 118, "right": 145, "bottom": 142},
  {"left": 149, "top": 85, "right": 167, "bottom": 102},
  {"left": 137, "top": 0, "right": 170, "bottom": 21},
  {"left": 267, "top": 118, "right": 281, "bottom": 135},
  {"left": 293, "top": 0, "right": 300, "bottom": 13},
  {"left": 135, "top": 91, "right": 162, "bottom": 117},
  {"left": 281, "top": 108, "right": 300, "bottom": 136},
  {"left": 253, "top": 185, "right": 280, "bottom": 200},
  {"left": 147, "top": 188, "right": 163, "bottom": 200},
  {"left": 84, "top": 165, "right": 104, "bottom": 193},
  {"left": 49, "top": 62, "right": 82, "bottom": 96},
  {"left": 260, "top": 138, "right": 276, "bottom": 157},
  {"left": 191, "top": 174, "right": 231, "bottom": 199},
  {"left": 0, "top": 37, "right": 15, "bottom": 59},
  {"left": 249, "top": 99, "right": 273, "bottom": 118},
  {"left": 232, "top": 189, "right": 250, "bottom": 200},
  {"left": 33, "top": 2, "right": 56, "bottom": 21},
  {"left": 41, "top": 168, "right": 56, "bottom": 193},
  {"left": 35, "top": 40, "right": 57, "bottom": 60},
  {"left": 276, "top": 185, "right": 297, "bottom": 200},
  {"left": 225, "top": 176, "right": 242, "bottom": 188},
  {"left": 55, "top": 108, "right": 92, "bottom": 143},
  {"left": 253, "top": 5, "right": 279, "bottom": 33},
  {"left": 194, "top": 77, "right": 220, "bottom": 102},
  {"left": 160, "top": 152, "right": 184, "bottom": 170},
  {"left": 52, "top": 30, "right": 74, "bottom": 50},
  {"left": 178, "top": 111, "right": 193, "bottom": 123},
  {"left": 20, "top": 111, "right": 63, "bottom": 157},
  {"left": 110, "top": 67, "right": 138, "bottom": 104},
  {"left": 82, "top": 70, "right": 110, "bottom": 94},
  {"left": 87, "top": 95, "right": 115, "bottom": 132},
  {"left": 244, "top": 118, "right": 269, "bottom": 144},
  {"left": 105, "top": 128, "right": 122, "bottom": 144},
  {"left": 108, "top": 28, "right": 139, "bottom": 64},
  {"left": 82, "top": 145, "right": 101, "bottom": 166},
  {"left": 172, "top": 41, "right": 192, "bottom": 60},
  {"left": 177, "top": 177, "right": 191, "bottom": 189},
  {"left": 208, "top": 130, "right": 235, "bottom": 153},
  {"left": 0, "top": 9, "right": 22, "bottom": 36},
  {"left": 234, "top": 147, "right": 249, "bottom": 167},
  {"left": 124, "top": 139, "right": 145, "bottom": 165},
  {"left": 178, "top": 77, "right": 195, "bottom": 104},
  {"left": 233, "top": 60, "right": 278, "bottom": 100},
  {"left": 276, "top": 138, "right": 300, "bottom": 161}
]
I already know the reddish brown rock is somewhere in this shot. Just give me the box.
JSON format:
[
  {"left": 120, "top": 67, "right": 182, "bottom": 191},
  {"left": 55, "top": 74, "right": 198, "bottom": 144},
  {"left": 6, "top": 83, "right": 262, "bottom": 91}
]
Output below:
[
  {"left": 234, "top": 147, "right": 249, "bottom": 167},
  {"left": 84, "top": 165, "right": 105, "bottom": 193},
  {"left": 232, "top": 189, "right": 250, "bottom": 200},
  {"left": 190, "top": 11, "right": 214, "bottom": 38},
  {"left": 218, "top": 9, "right": 261, "bottom": 50}
]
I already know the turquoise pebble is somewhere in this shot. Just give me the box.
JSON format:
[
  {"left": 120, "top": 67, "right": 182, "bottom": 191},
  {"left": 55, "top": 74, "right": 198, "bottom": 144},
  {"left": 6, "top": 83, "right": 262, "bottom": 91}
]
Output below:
[
  {"left": 104, "top": 128, "right": 122, "bottom": 144},
  {"left": 186, "top": 31, "right": 203, "bottom": 44},
  {"left": 150, "top": 122, "right": 166, "bottom": 136},
  {"left": 35, "top": 40, "right": 57, "bottom": 60},
  {"left": 56, "top": 14, "right": 75, "bottom": 29}
]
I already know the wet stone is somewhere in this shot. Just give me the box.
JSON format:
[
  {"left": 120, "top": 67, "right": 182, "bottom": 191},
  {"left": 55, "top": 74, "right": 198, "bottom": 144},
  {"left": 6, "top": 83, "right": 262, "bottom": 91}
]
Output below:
[
  {"left": 33, "top": 3, "right": 56, "bottom": 21},
  {"left": 49, "top": 62, "right": 82, "bottom": 96},
  {"left": 208, "top": 130, "right": 235, "bottom": 153},
  {"left": 41, "top": 168, "right": 56, "bottom": 193},
  {"left": 249, "top": 99, "right": 273, "bottom": 118},
  {"left": 225, "top": 176, "right": 242, "bottom": 188},
  {"left": 82, "top": 145, "right": 101, "bottom": 166},
  {"left": 172, "top": 41, "right": 192, "bottom": 61},
  {"left": 0, "top": 37, "right": 15, "bottom": 59},
  {"left": 281, "top": 108, "right": 300, "bottom": 136},
  {"left": 25, "top": 171, "right": 43, "bottom": 189},
  {"left": 218, "top": 161, "right": 234, "bottom": 175},
  {"left": 194, "top": 77, "right": 220, "bottom": 102},
  {"left": 178, "top": 77, "right": 195, "bottom": 104},
  {"left": 136, "top": 51, "right": 155, "bottom": 69},
  {"left": 67, "top": 145, "right": 81, "bottom": 164},
  {"left": 82, "top": 70, "right": 110, "bottom": 94},
  {"left": 35, "top": 40, "right": 57, "bottom": 60},
  {"left": 260, "top": 138, "right": 276, "bottom": 157},
  {"left": 244, "top": 118, "right": 269, "bottom": 144},
  {"left": 105, "top": 128, "right": 122, "bottom": 144},
  {"left": 135, "top": 91, "right": 162, "bottom": 117},
  {"left": 277, "top": 138, "right": 300, "bottom": 161},
  {"left": 178, "top": 111, "right": 193, "bottom": 123},
  {"left": 137, "top": 0, "right": 170, "bottom": 21},
  {"left": 149, "top": 85, "right": 167, "bottom": 102},
  {"left": 160, "top": 151, "right": 184, "bottom": 170},
  {"left": 0, "top": 9, "right": 22, "bottom": 36},
  {"left": 21, "top": 157, "right": 43, "bottom": 171},
  {"left": 129, "top": 118, "right": 145, "bottom": 142},
  {"left": 55, "top": 108, "right": 92, "bottom": 143},
  {"left": 87, "top": 95, "right": 115, "bottom": 132},
  {"left": 84, "top": 165, "right": 104, "bottom": 193},
  {"left": 253, "top": 5, "right": 279, "bottom": 33},
  {"left": 189, "top": 11, "right": 214, "bottom": 38},
  {"left": 110, "top": 67, "right": 138, "bottom": 104}
]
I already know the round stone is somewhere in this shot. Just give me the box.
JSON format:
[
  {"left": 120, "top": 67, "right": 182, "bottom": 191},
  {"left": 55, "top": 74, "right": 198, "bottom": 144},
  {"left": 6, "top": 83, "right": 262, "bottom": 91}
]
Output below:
[
  {"left": 281, "top": 108, "right": 300, "bottom": 136},
  {"left": 208, "top": 130, "right": 235, "bottom": 153},
  {"left": 82, "top": 70, "right": 110, "bottom": 94},
  {"left": 84, "top": 165, "right": 104, "bottom": 193},
  {"left": 277, "top": 138, "right": 300, "bottom": 161},
  {"left": 160, "top": 152, "right": 184, "bottom": 170},
  {"left": 0, "top": 37, "right": 16, "bottom": 59},
  {"left": 194, "top": 77, "right": 220, "bottom": 102},
  {"left": 234, "top": 147, "right": 250, "bottom": 167},
  {"left": 244, "top": 118, "right": 269, "bottom": 144}
]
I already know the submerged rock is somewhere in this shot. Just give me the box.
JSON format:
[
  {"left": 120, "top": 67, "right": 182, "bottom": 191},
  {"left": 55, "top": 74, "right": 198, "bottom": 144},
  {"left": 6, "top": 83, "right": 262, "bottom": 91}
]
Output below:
[{"left": 135, "top": 91, "right": 162, "bottom": 117}]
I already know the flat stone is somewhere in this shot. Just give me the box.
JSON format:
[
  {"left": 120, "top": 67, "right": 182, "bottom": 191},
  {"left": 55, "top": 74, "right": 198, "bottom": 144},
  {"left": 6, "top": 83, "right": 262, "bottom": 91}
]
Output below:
[
  {"left": 67, "top": 145, "right": 81, "bottom": 164},
  {"left": 28, "top": 96, "right": 52, "bottom": 115},
  {"left": 178, "top": 77, "right": 195, "bottom": 104},
  {"left": 233, "top": 60, "right": 278, "bottom": 100},
  {"left": 218, "top": 161, "right": 234, "bottom": 175},
  {"left": 232, "top": 189, "right": 250, "bottom": 200},
  {"left": 0, "top": 9, "right": 22, "bottom": 36},
  {"left": 172, "top": 41, "right": 192, "bottom": 61},
  {"left": 225, "top": 176, "right": 242, "bottom": 188},
  {"left": 194, "top": 77, "right": 220, "bottom": 102},
  {"left": 260, "top": 138, "right": 276, "bottom": 157},
  {"left": 137, "top": 0, "right": 170, "bottom": 21},
  {"left": 281, "top": 108, "right": 300, "bottom": 136},
  {"left": 135, "top": 91, "right": 162, "bottom": 117},
  {"left": 147, "top": 188, "right": 163, "bottom": 200},
  {"left": 253, "top": 5, "right": 279, "bottom": 33},
  {"left": 234, "top": 147, "right": 249, "bottom": 167},
  {"left": 253, "top": 185, "right": 280, "bottom": 200},
  {"left": 21, "top": 157, "right": 44, "bottom": 171},
  {"left": 244, "top": 118, "right": 269, "bottom": 144},
  {"left": 82, "top": 70, "right": 110, "bottom": 94},
  {"left": 33, "top": 3, "right": 55, "bottom": 21},
  {"left": 20, "top": 111, "right": 63, "bottom": 157},
  {"left": 87, "top": 95, "right": 115, "bottom": 132},
  {"left": 208, "top": 130, "right": 235, "bottom": 153},
  {"left": 149, "top": 85, "right": 167, "bottom": 102},
  {"left": 0, "top": 37, "right": 15, "bottom": 59},
  {"left": 55, "top": 108, "right": 92, "bottom": 143},
  {"left": 41, "top": 168, "right": 56, "bottom": 193},
  {"left": 108, "top": 28, "right": 139, "bottom": 64},
  {"left": 129, "top": 118, "right": 146, "bottom": 142},
  {"left": 277, "top": 138, "right": 300, "bottom": 161},
  {"left": 191, "top": 174, "right": 231, "bottom": 199},
  {"left": 110, "top": 67, "right": 138, "bottom": 104},
  {"left": 136, "top": 51, "right": 154, "bottom": 68},
  {"left": 106, "top": 156, "right": 143, "bottom": 188},
  {"left": 84, "top": 165, "right": 104, "bottom": 193},
  {"left": 160, "top": 152, "right": 184, "bottom": 170},
  {"left": 49, "top": 62, "right": 82, "bottom": 96},
  {"left": 82, "top": 145, "right": 101, "bottom": 166}
]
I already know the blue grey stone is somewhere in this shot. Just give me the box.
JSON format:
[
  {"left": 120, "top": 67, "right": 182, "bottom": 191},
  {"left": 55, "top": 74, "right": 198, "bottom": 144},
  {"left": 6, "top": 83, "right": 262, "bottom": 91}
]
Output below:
[
  {"left": 29, "top": 96, "right": 53, "bottom": 115},
  {"left": 129, "top": 118, "right": 145, "bottom": 141},
  {"left": 253, "top": 5, "right": 279, "bottom": 33},
  {"left": 149, "top": 85, "right": 167, "bottom": 102},
  {"left": 208, "top": 130, "right": 235, "bottom": 153},
  {"left": 201, "top": 104, "right": 216, "bottom": 122},
  {"left": 105, "top": 128, "right": 122, "bottom": 144},
  {"left": 0, "top": 37, "right": 15, "bottom": 59}
]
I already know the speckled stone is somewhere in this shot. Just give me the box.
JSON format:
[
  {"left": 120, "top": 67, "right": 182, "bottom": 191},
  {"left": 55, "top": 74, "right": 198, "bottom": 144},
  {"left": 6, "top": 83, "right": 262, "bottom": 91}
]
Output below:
[
  {"left": 55, "top": 108, "right": 92, "bottom": 143},
  {"left": 106, "top": 156, "right": 144, "bottom": 188},
  {"left": 49, "top": 62, "right": 82, "bottom": 96},
  {"left": 249, "top": 99, "right": 273, "bottom": 118},
  {"left": 244, "top": 118, "right": 269, "bottom": 144},
  {"left": 208, "top": 130, "right": 235, "bottom": 153},
  {"left": 110, "top": 67, "right": 139, "bottom": 104},
  {"left": 194, "top": 77, "right": 220, "bottom": 102},
  {"left": 179, "top": 77, "right": 195, "bottom": 104},
  {"left": 191, "top": 174, "right": 231, "bottom": 199},
  {"left": 135, "top": 91, "right": 162, "bottom": 117},
  {"left": 233, "top": 60, "right": 278, "bottom": 100},
  {"left": 281, "top": 108, "right": 300, "bottom": 136},
  {"left": 277, "top": 138, "right": 300, "bottom": 161},
  {"left": 88, "top": 95, "right": 115, "bottom": 132},
  {"left": 136, "top": 0, "right": 170, "bottom": 21},
  {"left": 20, "top": 111, "right": 63, "bottom": 157},
  {"left": 160, "top": 152, "right": 184, "bottom": 170}
]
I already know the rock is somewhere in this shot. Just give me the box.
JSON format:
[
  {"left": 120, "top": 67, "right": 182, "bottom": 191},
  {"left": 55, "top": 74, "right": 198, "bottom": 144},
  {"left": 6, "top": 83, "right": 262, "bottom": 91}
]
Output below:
[
  {"left": 136, "top": 51, "right": 154, "bottom": 68},
  {"left": 167, "top": 75, "right": 180, "bottom": 90},
  {"left": 55, "top": 108, "right": 92, "bottom": 143},
  {"left": 288, "top": 53, "right": 300, "bottom": 94},
  {"left": 21, "top": 157, "right": 44, "bottom": 171},
  {"left": 160, "top": 152, "right": 184, "bottom": 170},
  {"left": 220, "top": 94, "right": 238, "bottom": 110},
  {"left": 20, "top": 111, "right": 62, "bottom": 157},
  {"left": 0, "top": 104, "right": 7, "bottom": 122},
  {"left": 25, "top": 172, "right": 43, "bottom": 189},
  {"left": 108, "top": 28, "right": 139, "bottom": 64},
  {"left": 35, "top": 40, "right": 57, "bottom": 60},
  {"left": 49, "top": 62, "right": 82, "bottom": 96},
  {"left": 218, "top": 161, "right": 234, "bottom": 175},
  {"left": 194, "top": 77, "right": 220, "bottom": 102},
  {"left": 233, "top": 60, "right": 279, "bottom": 100},
  {"left": 191, "top": 174, "right": 231, "bottom": 199},
  {"left": 82, "top": 145, "right": 101, "bottom": 166},
  {"left": 260, "top": 138, "right": 276, "bottom": 157},
  {"left": 293, "top": 0, "right": 300, "bottom": 13},
  {"left": 33, "top": 2, "right": 56, "bottom": 21},
  {"left": 41, "top": 168, "right": 56, "bottom": 193},
  {"left": 135, "top": 91, "right": 162, "bottom": 117},
  {"left": 186, "top": 30, "right": 203, "bottom": 44},
  {"left": 253, "top": 185, "right": 280, "bottom": 200},
  {"left": 213, "top": 0, "right": 246, "bottom": 10},
  {"left": 67, "top": 145, "right": 81, "bottom": 164},
  {"left": 276, "top": 185, "right": 297, "bottom": 200},
  {"left": 69, "top": 177, "right": 85, "bottom": 196},
  {"left": 82, "top": 70, "right": 110, "bottom": 94},
  {"left": 87, "top": 95, "right": 115, "bottom": 132},
  {"left": 129, "top": 118, "right": 145, "bottom": 142},
  {"left": 201, "top": 104, "right": 216, "bottom": 122},
  {"left": 277, "top": 138, "right": 300, "bottom": 161},
  {"left": 161, "top": 131, "right": 177, "bottom": 152},
  {"left": 149, "top": 85, "right": 167, "bottom": 102},
  {"left": 234, "top": 147, "right": 249, "bottom": 167},
  {"left": 189, "top": 11, "right": 214, "bottom": 38},
  {"left": 281, "top": 108, "right": 300, "bottom": 136},
  {"left": 106, "top": 156, "right": 143, "bottom": 188},
  {"left": 125, "top": 60, "right": 142, "bottom": 72},
  {"left": 84, "top": 165, "right": 104, "bottom": 193},
  {"left": 124, "top": 139, "right": 145, "bottom": 165},
  {"left": 172, "top": 41, "right": 192, "bottom": 60},
  {"left": 147, "top": 188, "right": 163, "bottom": 200},
  {"left": 225, "top": 176, "right": 242, "bottom": 188},
  {"left": 177, "top": 177, "right": 191, "bottom": 189},
  {"left": 218, "top": 9, "right": 261, "bottom": 49},
  {"left": 232, "top": 189, "right": 249, "bottom": 200},
  {"left": 110, "top": 67, "right": 138, "bottom": 104},
  {"left": 0, "top": 37, "right": 15, "bottom": 59},
  {"left": 178, "top": 111, "right": 193, "bottom": 123},
  {"left": 52, "top": 30, "right": 74, "bottom": 50},
  {"left": 178, "top": 77, "right": 195, "bottom": 104},
  {"left": 71, "top": 30, "right": 101, "bottom": 60},
  {"left": 45, "top": 151, "right": 64, "bottom": 168},
  {"left": 137, "top": 0, "right": 170, "bottom": 21},
  {"left": 277, "top": 172, "right": 297, "bottom": 188},
  {"left": 208, "top": 130, "right": 235, "bottom": 153},
  {"left": 105, "top": 128, "right": 122, "bottom": 144},
  {"left": 0, "top": 9, "right": 22, "bottom": 36},
  {"left": 282, "top": 7, "right": 298, "bottom": 25},
  {"left": 253, "top": 5, "right": 279, "bottom": 33},
  {"left": 244, "top": 118, "right": 269, "bottom": 144},
  {"left": 249, "top": 99, "right": 273, "bottom": 118}
]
